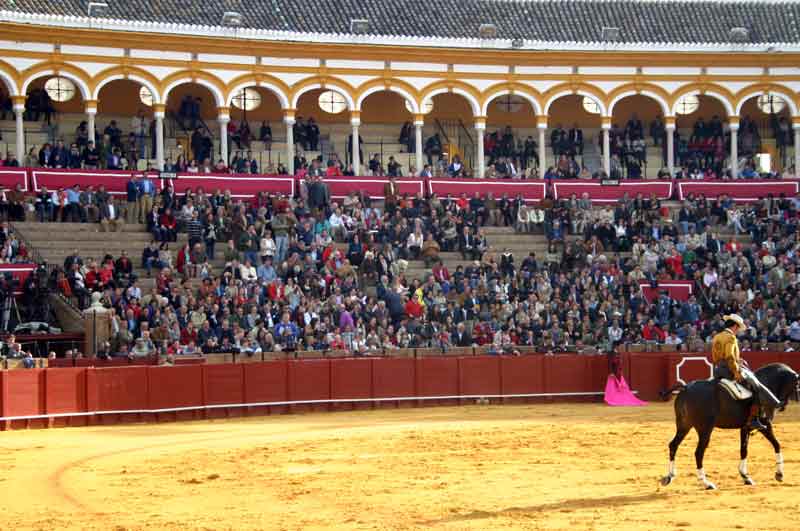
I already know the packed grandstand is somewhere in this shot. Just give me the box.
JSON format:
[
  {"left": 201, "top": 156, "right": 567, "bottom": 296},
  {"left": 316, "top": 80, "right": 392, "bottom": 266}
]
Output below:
[{"left": 0, "top": 0, "right": 798, "bottom": 363}]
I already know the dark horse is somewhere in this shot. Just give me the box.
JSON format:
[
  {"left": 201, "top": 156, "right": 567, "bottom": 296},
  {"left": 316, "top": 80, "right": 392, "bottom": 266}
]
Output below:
[{"left": 660, "top": 363, "right": 799, "bottom": 489}]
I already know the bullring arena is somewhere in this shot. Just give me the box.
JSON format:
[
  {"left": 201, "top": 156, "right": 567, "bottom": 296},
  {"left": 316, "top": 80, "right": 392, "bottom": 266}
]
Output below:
[
  {"left": 1, "top": 403, "right": 799, "bottom": 530},
  {"left": 1, "top": 352, "right": 799, "bottom": 530},
  {"left": 2, "top": 1, "right": 800, "bottom": 530}
]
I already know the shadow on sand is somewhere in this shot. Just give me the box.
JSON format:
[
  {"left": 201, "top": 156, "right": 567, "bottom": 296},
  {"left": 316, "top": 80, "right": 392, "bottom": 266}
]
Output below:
[{"left": 422, "top": 492, "right": 666, "bottom": 525}]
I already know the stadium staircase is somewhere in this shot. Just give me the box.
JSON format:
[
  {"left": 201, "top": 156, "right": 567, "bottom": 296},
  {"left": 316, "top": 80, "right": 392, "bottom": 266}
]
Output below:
[{"left": 11, "top": 221, "right": 226, "bottom": 291}]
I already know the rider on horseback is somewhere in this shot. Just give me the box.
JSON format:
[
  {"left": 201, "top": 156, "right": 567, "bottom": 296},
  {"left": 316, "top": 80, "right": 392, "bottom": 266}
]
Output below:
[{"left": 711, "top": 314, "right": 781, "bottom": 431}]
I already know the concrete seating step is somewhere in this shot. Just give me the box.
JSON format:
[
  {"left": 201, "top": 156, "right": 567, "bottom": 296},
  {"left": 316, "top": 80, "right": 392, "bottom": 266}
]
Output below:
[{"left": 14, "top": 221, "right": 149, "bottom": 233}]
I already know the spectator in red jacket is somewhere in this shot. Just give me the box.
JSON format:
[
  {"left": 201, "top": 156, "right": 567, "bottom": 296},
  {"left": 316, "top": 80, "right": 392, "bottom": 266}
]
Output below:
[
  {"left": 158, "top": 208, "right": 178, "bottom": 242},
  {"left": 641, "top": 319, "right": 666, "bottom": 342},
  {"left": 665, "top": 248, "right": 685, "bottom": 278},
  {"left": 180, "top": 322, "right": 198, "bottom": 346},
  {"left": 404, "top": 294, "right": 424, "bottom": 319}
]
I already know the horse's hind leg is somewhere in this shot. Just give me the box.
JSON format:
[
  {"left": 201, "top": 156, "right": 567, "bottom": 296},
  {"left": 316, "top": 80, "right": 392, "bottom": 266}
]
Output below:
[
  {"left": 695, "top": 428, "right": 716, "bottom": 490},
  {"left": 739, "top": 429, "right": 755, "bottom": 486},
  {"left": 758, "top": 423, "right": 784, "bottom": 482},
  {"left": 661, "top": 426, "right": 690, "bottom": 486}
]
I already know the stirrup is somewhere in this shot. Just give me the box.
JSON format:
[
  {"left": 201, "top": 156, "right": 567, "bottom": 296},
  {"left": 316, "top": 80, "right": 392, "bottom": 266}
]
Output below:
[{"left": 749, "top": 416, "right": 768, "bottom": 431}]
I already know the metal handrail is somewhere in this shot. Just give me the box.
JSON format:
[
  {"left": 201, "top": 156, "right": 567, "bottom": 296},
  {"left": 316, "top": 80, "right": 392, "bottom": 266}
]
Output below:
[
  {"left": 8, "top": 221, "right": 82, "bottom": 315},
  {"left": 433, "top": 118, "right": 451, "bottom": 145}
]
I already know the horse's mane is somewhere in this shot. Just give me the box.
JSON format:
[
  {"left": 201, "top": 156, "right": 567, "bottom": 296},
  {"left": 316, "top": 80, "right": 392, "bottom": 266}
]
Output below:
[
  {"left": 756, "top": 362, "right": 797, "bottom": 376},
  {"left": 757, "top": 363, "right": 799, "bottom": 404}
]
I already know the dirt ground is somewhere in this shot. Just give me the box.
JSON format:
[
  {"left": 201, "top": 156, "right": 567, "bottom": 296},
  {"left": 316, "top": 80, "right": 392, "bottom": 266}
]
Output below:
[{"left": 1, "top": 401, "right": 798, "bottom": 531}]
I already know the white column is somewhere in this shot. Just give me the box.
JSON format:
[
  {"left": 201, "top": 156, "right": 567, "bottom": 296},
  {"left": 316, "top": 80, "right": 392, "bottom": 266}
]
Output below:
[
  {"left": 218, "top": 114, "right": 229, "bottom": 167},
  {"left": 351, "top": 119, "right": 361, "bottom": 175},
  {"left": 154, "top": 105, "right": 165, "bottom": 171},
  {"left": 475, "top": 123, "right": 485, "bottom": 178},
  {"left": 666, "top": 122, "right": 675, "bottom": 177},
  {"left": 285, "top": 115, "right": 295, "bottom": 175},
  {"left": 87, "top": 110, "right": 96, "bottom": 146},
  {"left": 13, "top": 98, "right": 24, "bottom": 164},
  {"left": 730, "top": 123, "right": 739, "bottom": 179},
  {"left": 602, "top": 124, "right": 611, "bottom": 176},
  {"left": 414, "top": 120, "right": 424, "bottom": 176},
  {"left": 537, "top": 123, "right": 547, "bottom": 178},
  {"left": 794, "top": 125, "right": 800, "bottom": 177}
]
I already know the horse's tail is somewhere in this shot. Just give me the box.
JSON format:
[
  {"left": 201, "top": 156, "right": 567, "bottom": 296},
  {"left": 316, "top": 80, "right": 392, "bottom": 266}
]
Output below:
[{"left": 659, "top": 383, "right": 686, "bottom": 401}]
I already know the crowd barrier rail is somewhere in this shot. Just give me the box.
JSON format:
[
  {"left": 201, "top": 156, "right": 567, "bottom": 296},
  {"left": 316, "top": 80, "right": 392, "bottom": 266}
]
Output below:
[
  {"left": 4, "top": 167, "right": 797, "bottom": 204},
  {"left": 0, "top": 351, "right": 794, "bottom": 430}
]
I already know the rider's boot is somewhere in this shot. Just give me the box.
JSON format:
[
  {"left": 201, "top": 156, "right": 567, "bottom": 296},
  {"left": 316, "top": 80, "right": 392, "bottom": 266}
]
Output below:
[{"left": 748, "top": 403, "right": 767, "bottom": 431}]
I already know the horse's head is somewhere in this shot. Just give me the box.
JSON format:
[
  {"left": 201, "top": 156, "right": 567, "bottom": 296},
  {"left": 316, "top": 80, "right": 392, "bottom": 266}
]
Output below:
[{"left": 759, "top": 363, "right": 800, "bottom": 412}]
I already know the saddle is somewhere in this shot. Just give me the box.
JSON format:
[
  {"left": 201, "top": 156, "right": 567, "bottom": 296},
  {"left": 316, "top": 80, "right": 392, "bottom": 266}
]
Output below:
[{"left": 718, "top": 378, "right": 753, "bottom": 401}]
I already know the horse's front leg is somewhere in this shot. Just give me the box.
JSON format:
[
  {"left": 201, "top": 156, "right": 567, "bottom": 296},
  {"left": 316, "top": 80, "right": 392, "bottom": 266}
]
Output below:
[
  {"left": 738, "top": 428, "right": 755, "bottom": 485},
  {"left": 759, "top": 423, "right": 783, "bottom": 482},
  {"left": 695, "top": 428, "right": 716, "bottom": 490}
]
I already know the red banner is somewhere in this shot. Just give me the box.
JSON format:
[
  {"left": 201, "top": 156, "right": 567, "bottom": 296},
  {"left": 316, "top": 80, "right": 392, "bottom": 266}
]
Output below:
[
  {"left": 552, "top": 180, "right": 674, "bottom": 203},
  {"left": 168, "top": 174, "right": 294, "bottom": 199},
  {"left": 29, "top": 169, "right": 162, "bottom": 196},
  {"left": 639, "top": 281, "right": 694, "bottom": 302},
  {"left": 677, "top": 180, "right": 799, "bottom": 202},
  {"left": 428, "top": 178, "right": 547, "bottom": 203},
  {"left": 0, "top": 169, "right": 28, "bottom": 192},
  {"left": 319, "top": 176, "right": 425, "bottom": 200}
]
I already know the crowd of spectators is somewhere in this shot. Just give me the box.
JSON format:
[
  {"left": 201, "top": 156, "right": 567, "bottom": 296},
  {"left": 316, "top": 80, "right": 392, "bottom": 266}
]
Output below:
[
  {"left": 4, "top": 98, "right": 796, "bottom": 182},
  {"left": 36, "top": 166, "right": 800, "bottom": 358}
]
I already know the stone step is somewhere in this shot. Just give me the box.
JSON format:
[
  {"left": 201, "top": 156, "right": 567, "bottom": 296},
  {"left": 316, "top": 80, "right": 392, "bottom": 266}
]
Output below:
[
  {"left": 32, "top": 240, "right": 186, "bottom": 251},
  {"left": 13, "top": 222, "right": 149, "bottom": 233},
  {"left": 37, "top": 248, "right": 227, "bottom": 263},
  {"left": 21, "top": 233, "right": 180, "bottom": 245}
]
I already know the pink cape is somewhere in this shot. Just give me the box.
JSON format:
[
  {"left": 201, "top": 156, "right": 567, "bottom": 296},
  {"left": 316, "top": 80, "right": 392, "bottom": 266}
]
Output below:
[{"left": 604, "top": 374, "right": 648, "bottom": 406}]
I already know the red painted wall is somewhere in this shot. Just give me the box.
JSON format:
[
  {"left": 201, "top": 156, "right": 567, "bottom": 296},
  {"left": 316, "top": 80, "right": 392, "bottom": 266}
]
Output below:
[{"left": 0, "top": 352, "right": 793, "bottom": 430}]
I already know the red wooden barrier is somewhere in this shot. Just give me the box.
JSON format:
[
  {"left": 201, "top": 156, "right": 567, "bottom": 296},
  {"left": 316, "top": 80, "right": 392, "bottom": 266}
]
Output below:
[
  {"left": 371, "top": 357, "right": 416, "bottom": 408},
  {"left": 781, "top": 353, "right": 800, "bottom": 373},
  {"left": 45, "top": 368, "right": 87, "bottom": 427},
  {"left": 416, "top": 357, "right": 459, "bottom": 404},
  {"left": 742, "top": 351, "right": 783, "bottom": 371},
  {"left": 287, "top": 359, "right": 330, "bottom": 412},
  {"left": 585, "top": 355, "right": 611, "bottom": 394},
  {"left": 1, "top": 351, "right": 795, "bottom": 431},
  {"left": 89, "top": 366, "right": 149, "bottom": 414},
  {"left": 45, "top": 368, "right": 86, "bottom": 415},
  {"left": 4, "top": 370, "right": 45, "bottom": 419},
  {"left": 459, "top": 356, "right": 501, "bottom": 397},
  {"left": 544, "top": 354, "right": 586, "bottom": 394},
  {"left": 500, "top": 355, "right": 545, "bottom": 399},
  {"left": 627, "top": 353, "right": 669, "bottom": 401},
  {"left": 330, "top": 358, "right": 372, "bottom": 407},
  {"left": 147, "top": 365, "right": 204, "bottom": 421},
  {"left": 243, "top": 361, "right": 288, "bottom": 415},
  {"left": 667, "top": 353, "right": 712, "bottom": 388},
  {"left": 203, "top": 364, "right": 244, "bottom": 405}
]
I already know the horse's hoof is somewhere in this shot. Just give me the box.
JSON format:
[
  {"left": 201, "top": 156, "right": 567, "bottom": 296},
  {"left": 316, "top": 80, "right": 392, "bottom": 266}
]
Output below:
[
  {"left": 743, "top": 477, "right": 755, "bottom": 486},
  {"left": 705, "top": 483, "right": 717, "bottom": 490},
  {"left": 776, "top": 472, "right": 784, "bottom": 482},
  {"left": 660, "top": 475, "right": 672, "bottom": 486}
]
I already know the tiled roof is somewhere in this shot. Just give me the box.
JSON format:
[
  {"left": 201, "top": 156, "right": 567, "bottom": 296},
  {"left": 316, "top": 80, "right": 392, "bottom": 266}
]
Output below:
[{"left": 3, "top": 0, "right": 800, "bottom": 47}]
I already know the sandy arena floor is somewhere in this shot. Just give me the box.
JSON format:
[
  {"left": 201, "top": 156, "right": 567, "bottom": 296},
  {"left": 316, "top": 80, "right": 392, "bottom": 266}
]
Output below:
[{"left": 1, "top": 401, "right": 799, "bottom": 530}]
